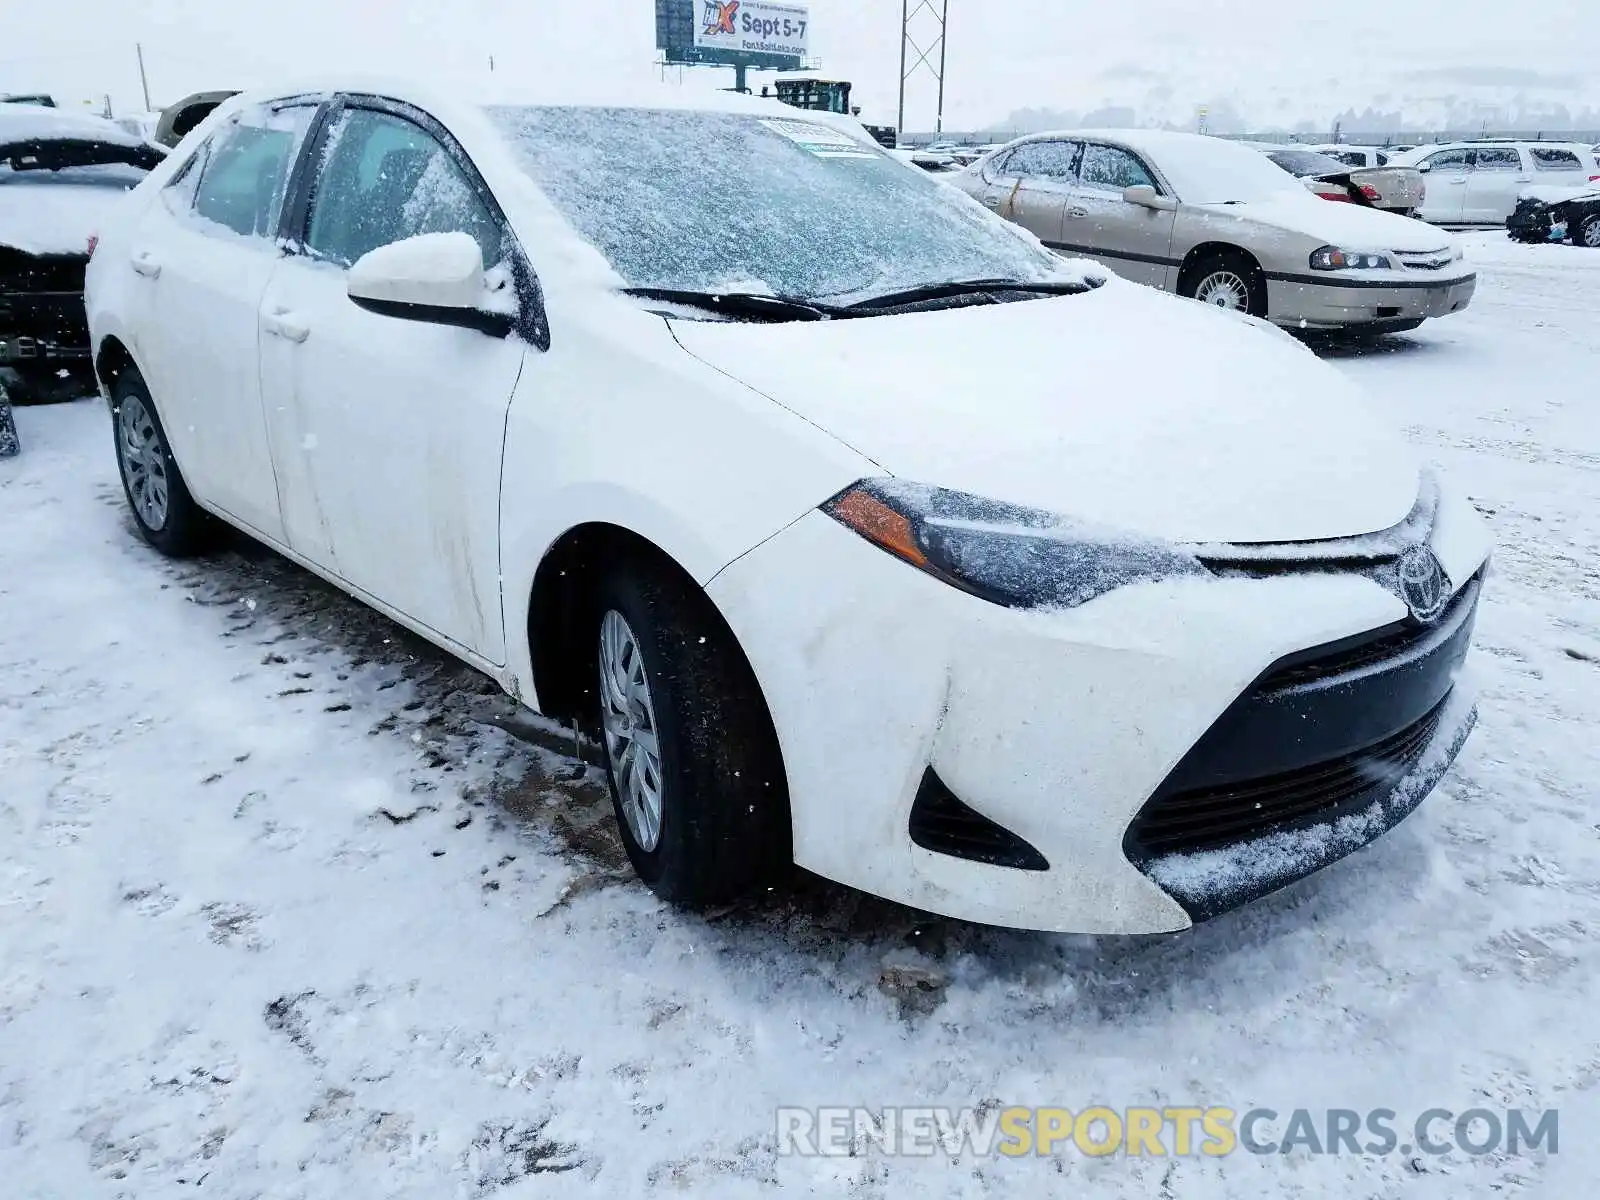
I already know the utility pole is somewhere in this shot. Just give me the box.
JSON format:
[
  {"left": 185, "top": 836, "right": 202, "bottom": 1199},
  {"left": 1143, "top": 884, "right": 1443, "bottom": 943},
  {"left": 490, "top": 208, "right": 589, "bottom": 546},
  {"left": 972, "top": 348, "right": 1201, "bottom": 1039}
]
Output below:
[
  {"left": 135, "top": 42, "right": 152, "bottom": 111},
  {"left": 899, "top": 0, "right": 949, "bottom": 142},
  {"left": 897, "top": 0, "right": 908, "bottom": 138}
]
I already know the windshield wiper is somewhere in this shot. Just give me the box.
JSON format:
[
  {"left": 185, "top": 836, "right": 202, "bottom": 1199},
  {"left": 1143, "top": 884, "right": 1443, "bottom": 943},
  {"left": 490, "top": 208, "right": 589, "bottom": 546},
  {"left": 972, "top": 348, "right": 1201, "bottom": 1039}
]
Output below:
[
  {"left": 841, "top": 277, "right": 1094, "bottom": 312},
  {"left": 622, "top": 287, "right": 837, "bottom": 322}
]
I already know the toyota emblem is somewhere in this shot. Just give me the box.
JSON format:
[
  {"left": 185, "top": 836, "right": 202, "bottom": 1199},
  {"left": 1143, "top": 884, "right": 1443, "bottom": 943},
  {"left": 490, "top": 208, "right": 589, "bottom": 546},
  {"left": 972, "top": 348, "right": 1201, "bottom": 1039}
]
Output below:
[{"left": 1395, "top": 545, "right": 1450, "bottom": 623}]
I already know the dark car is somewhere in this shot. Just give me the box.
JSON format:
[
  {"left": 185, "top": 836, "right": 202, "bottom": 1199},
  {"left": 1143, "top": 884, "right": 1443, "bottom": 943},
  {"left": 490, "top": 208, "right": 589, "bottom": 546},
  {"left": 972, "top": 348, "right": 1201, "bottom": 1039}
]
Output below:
[
  {"left": 1508, "top": 186, "right": 1600, "bottom": 248},
  {"left": 0, "top": 105, "right": 163, "bottom": 399}
]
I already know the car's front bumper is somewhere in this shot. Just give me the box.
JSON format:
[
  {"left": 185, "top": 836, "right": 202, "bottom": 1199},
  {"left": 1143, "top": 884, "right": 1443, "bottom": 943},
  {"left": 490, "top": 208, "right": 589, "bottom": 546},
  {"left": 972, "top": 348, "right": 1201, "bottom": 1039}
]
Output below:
[
  {"left": 1265, "top": 271, "right": 1476, "bottom": 330},
  {"left": 707, "top": 487, "right": 1492, "bottom": 934}
]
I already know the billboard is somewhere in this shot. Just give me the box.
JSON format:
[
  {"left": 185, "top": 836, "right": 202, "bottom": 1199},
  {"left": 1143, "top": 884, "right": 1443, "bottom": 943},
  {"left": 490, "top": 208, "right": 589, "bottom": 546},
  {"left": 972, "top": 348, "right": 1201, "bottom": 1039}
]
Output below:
[
  {"left": 694, "top": 1, "right": 810, "bottom": 61},
  {"left": 657, "top": 0, "right": 806, "bottom": 71}
]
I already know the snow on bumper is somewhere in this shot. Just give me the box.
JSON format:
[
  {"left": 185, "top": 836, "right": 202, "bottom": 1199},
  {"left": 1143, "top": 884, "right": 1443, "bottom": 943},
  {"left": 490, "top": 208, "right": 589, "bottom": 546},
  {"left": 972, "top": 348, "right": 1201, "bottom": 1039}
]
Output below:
[
  {"left": 708, "top": 506, "right": 1489, "bottom": 935},
  {"left": 1142, "top": 684, "right": 1477, "bottom": 920},
  {"left": 1267, "top": 272, "right": 1477, "bottom": 329}
]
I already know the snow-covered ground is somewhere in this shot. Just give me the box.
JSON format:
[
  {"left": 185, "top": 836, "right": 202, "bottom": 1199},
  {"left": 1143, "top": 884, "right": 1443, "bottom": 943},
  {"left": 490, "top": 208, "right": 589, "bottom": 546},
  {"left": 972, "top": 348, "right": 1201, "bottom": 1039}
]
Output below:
[{"left": 3, "top": 234, "right": 1599, "bottom": 1198}]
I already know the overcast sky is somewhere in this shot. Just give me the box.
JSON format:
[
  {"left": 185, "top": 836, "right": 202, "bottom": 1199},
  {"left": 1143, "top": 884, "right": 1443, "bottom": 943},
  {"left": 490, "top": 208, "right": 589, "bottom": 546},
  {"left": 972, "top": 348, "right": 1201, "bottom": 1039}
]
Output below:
[{"left": 7, "top": 0, "right": 1600, "bottom": 131}]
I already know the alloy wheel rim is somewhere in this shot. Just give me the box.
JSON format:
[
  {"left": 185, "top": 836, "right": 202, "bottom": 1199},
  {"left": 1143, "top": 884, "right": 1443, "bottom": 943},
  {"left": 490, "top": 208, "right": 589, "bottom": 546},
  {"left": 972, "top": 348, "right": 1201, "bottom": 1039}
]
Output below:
[
  {"left": 598, "top": 609, "right": 665, "bottom": 853},
  {"left": 118, "top": 395, "right": 169, "bottom": 531},
  {"left": 1195, "top": 270, "right": 1250, "bottom": 310},
  {"left": 1583, "top": 219, "right": 1600, "bottom": 248}
]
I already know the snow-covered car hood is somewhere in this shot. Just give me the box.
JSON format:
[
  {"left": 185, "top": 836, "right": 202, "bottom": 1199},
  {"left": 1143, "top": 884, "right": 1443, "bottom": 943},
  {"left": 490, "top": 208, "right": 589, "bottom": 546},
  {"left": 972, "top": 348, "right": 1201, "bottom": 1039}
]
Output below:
[
  {"left": 1522, "top": 184, "right": 1600, "bottom": 206},
  {"left": 0, "top": 180, "right": 131, "bottom": 256},
  {"left": 669, "top": 279, "right": 1421, "bottom": 544},
  {"left": 1213, "top": 193, "right": 1452, "bottom": 252}
]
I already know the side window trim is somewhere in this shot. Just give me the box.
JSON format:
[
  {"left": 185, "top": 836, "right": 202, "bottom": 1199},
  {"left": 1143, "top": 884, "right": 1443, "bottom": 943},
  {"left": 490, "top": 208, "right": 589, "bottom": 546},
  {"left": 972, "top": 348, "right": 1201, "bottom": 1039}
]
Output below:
[{"left": 273, "top": 99, "right": 337, "bottom": 250}]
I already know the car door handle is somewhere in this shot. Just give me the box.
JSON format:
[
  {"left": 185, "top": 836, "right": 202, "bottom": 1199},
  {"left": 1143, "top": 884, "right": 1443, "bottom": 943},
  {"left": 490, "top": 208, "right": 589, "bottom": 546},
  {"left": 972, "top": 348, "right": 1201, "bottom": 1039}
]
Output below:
[
  {"left": 263, "top": 309, "right": 310, "bottom": 344},
  {"left": 130, "top": 250, "right": 162, "bottom": 278},
  {"left": 1066, "top": 206, "right": 1089, "bottom": 219}
]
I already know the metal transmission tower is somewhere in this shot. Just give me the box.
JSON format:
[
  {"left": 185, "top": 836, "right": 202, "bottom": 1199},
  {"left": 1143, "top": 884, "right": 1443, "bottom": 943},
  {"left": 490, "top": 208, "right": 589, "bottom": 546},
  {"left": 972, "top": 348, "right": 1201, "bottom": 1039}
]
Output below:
[{"left": 898, "top": 0, "right": 950, "bottom": 138}]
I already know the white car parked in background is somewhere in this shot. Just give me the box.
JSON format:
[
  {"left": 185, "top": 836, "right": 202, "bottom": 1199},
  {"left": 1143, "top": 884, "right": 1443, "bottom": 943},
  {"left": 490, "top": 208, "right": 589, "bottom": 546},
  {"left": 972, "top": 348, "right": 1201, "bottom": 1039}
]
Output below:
[
  {"left": 86, "top": 82, "right": 1490, "bottom": 934},
  {"left": 1394, "top": 142, "right": 1600, "bottom": 225},
  {"left": 1310, "top": 145, "right": 1398, "bottom": 169}
]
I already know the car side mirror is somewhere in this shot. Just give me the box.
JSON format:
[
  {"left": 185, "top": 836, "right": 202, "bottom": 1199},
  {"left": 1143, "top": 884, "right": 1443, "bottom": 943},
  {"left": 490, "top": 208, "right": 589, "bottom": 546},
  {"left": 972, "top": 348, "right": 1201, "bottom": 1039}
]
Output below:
[
  {"left": 347, "top": 232, "right": 513, "bottom": 337},
  {"left": 1417, "top": 161, "right": 1432, "bottom": 174},
  {"left": 1123, "top": 184, "right": 1177, "bottom": 211}
]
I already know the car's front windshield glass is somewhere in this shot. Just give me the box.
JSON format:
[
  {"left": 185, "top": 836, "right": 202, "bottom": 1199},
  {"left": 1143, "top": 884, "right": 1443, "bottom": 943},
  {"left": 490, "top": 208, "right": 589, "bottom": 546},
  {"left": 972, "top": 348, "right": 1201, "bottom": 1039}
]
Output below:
[
  {"left": 1268, "top": 149, "right": 1350, "bottom": 177},
  {"left": 486, "top": 105, "right": 1078, "bottom": 304},
  {"left": 1153, "top": 139, "right": 1313, "bottom": 205}
]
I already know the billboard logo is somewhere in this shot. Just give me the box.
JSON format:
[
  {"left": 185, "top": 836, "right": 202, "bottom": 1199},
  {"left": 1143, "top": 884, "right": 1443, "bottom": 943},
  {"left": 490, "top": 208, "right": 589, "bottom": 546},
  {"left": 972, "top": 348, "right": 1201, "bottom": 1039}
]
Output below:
[{"left": 703, "top": 1, "right": 740, "bottom": 36}]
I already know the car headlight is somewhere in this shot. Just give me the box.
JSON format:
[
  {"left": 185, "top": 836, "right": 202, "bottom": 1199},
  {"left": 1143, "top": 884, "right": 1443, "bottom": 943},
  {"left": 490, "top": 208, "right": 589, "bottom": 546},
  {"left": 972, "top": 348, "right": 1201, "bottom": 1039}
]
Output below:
[
  {"left": 1309, "top": 246, "right": 1393, "bottom": 271},
  {"left": 823, "top": 480, "right": 1210, "bottom": 610}
]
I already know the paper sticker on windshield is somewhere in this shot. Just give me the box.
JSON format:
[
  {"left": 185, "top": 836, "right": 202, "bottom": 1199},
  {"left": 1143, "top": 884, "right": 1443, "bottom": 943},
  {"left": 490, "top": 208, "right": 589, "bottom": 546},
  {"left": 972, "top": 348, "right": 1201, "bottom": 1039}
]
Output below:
[{"left": 759, "top": 118, "right": 877, "bottom": 159}]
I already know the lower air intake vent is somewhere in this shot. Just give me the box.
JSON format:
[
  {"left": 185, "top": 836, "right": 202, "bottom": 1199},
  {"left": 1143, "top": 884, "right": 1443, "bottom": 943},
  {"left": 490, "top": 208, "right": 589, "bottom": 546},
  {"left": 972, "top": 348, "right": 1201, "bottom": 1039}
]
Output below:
[{"left": 909, "top": 770, "right": 1048, "bottom": 871}]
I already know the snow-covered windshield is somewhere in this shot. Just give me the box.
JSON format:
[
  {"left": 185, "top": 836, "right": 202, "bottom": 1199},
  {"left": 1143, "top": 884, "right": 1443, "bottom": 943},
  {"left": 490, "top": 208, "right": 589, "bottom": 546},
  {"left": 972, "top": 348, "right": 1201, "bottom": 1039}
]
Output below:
[
  {"left": 485, "top": 105, "right": 1071, "bottom": 302},
  {"left": 1150, "top": 137, "right": 1313, "bottom": 205},
  {"left": 1264, "top": 148, "right": 1351, "bottom": 178}
]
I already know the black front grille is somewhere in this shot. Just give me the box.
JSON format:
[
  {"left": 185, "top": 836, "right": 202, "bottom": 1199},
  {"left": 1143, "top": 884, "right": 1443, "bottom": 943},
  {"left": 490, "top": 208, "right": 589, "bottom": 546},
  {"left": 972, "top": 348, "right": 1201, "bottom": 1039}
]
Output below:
[
  {"left": 1258, "top": 580, "right": 1477, "bottom": 693},
  {"left": 1129, "top": 701, "right": 1446, "bottom": 856},
  {"left": 1125, "top": 575, "right": 1479, "bottom": 867}
]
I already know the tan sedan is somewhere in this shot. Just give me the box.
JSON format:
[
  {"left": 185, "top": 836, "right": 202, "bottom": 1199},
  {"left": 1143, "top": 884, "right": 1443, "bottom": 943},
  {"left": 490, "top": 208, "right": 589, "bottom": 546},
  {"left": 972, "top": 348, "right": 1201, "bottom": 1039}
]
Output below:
[{"left": 954, "top": 130, "right": 1476, "bottom": 337}]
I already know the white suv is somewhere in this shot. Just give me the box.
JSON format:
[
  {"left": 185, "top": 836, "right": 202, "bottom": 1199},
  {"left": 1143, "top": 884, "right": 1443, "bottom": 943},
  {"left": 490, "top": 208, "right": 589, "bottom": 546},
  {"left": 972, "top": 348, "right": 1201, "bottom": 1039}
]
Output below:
[{"left": 1396, "top": 142, "right": 1600, "bottom": 225}]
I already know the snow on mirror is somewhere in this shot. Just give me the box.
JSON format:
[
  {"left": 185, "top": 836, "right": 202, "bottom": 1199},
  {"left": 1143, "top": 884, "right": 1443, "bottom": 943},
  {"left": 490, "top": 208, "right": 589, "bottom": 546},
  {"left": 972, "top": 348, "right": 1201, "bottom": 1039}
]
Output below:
[{"left": 348, "top": 232, "right": 485, "bottom": 310}]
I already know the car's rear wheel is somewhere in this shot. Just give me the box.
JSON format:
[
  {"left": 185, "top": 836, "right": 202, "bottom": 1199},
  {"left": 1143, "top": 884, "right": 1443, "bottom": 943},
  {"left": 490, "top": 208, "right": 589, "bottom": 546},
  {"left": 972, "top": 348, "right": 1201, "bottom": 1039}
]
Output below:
[
  {"left": 1577, "top": 212, "right": 1600, "bottom": 249},
  {"left": 112, "top": 371, "right": 216, "bottom": 557},
  {"left": 1180, "top": 249, "right": 1268, "bottom": 318},
  {"left": 591, "top": 559, "right": 790, "bottom": 906}
]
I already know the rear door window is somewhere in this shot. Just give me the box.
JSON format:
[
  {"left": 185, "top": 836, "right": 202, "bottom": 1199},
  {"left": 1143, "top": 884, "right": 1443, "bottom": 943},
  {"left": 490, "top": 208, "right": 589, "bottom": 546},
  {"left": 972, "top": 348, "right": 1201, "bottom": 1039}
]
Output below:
[
  {"left": 1472, "top": 148, "right": 1521, "bottom": 171},
  {"left": 189, "top": 105, "right": 316, "bottom": 239},
  {"left": 1006, "top": 140, "right": 1081, "bottom": 183}
]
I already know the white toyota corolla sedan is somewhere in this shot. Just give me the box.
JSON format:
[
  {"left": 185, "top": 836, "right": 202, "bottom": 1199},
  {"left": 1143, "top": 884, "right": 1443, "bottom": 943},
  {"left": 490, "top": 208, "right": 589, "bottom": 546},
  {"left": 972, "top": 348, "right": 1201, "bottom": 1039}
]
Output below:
[{"left": 85, "top": 82, "right": 1491, "bottom": 934}]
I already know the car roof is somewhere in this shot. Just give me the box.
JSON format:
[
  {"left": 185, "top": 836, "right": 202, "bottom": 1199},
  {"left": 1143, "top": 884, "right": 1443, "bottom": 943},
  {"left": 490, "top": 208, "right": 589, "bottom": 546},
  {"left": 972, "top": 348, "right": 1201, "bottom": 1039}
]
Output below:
[
  {"left": 1006, "top": 128, "right": 1263, "bottom": 158},
  {"left": 233, "top": 74, "right": 851, "bottom": 123}
]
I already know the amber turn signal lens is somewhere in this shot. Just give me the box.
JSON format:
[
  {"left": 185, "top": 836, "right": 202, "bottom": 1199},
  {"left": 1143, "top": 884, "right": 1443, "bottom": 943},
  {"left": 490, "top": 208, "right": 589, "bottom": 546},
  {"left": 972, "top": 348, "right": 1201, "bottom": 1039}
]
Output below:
[{"left": 827, "top": 487, "right": 928, "bottom": 568}]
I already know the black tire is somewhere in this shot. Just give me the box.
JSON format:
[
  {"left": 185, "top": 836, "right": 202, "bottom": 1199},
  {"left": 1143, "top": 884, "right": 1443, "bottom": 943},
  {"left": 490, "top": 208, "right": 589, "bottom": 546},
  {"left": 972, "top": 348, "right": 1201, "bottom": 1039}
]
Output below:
[
  {"left": 110, "top": 370, "right": 217, "bottom": 557},
  {"left": 590, "top": 559, "right": 790, "bottom": 906},
  {"left": 1179, "top": 249, "right": 1268, "bottom": 318},
  {"left": 1576, "top": 212, "right": 1600, "bottom": 249}
]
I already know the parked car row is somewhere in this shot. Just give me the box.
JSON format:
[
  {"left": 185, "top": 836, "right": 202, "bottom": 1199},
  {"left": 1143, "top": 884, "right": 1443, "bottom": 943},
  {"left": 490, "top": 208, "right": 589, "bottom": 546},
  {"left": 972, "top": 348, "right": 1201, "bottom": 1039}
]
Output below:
[{"left": 60, "top": 83, "right": 1492, "bottom": 934}]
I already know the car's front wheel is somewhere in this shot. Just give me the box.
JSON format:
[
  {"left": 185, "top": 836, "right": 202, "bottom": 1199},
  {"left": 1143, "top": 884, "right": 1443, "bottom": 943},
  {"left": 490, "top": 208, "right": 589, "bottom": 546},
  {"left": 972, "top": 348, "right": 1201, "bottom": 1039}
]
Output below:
[
  {"left": 111, "top": 371, "right": 216, "bottom": 557},
  {"left": 591, "top": 560, "right": 790, "bottom": 906},
  {"left": 1576, "top": 212, "right": 1600, "bottom": 249},
  {"left": 1180, "top": 249, "right": 1268, "bottom": 317}
]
